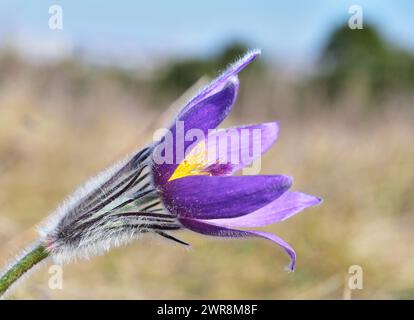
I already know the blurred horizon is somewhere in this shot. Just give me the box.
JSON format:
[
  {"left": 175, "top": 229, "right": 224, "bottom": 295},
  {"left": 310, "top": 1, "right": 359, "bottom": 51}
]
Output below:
[{"left": 1, "top": 1, "right": 414, "bottom": 69}]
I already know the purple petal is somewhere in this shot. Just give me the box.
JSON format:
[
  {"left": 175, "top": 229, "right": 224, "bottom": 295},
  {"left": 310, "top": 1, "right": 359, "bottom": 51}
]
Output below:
[
  {"left": 203, "top": 192, "right": 322, "bottom": 228},
  {"left": 179, "top": 218, "right": 296, "bottom": 271},
  {"left": 178, "top": 49, "right": 261, "bottom": 116},
  {"left": 152, "top": 78, "right": 239, "bottom": 186},
  {"left": 203, "top": 122, "right": 279, "bottom": 175},
  {"left": 160, "top": 175, "right": 292, "bottom": 219}
]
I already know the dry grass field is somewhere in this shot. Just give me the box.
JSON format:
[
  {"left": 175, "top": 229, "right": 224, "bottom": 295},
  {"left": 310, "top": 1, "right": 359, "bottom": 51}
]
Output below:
[{"left": 0, "top": 57, "right": 413, "bottom": 299}]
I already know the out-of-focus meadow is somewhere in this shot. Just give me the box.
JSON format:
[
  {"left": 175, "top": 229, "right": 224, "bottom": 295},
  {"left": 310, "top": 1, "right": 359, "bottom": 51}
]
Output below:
[{"left": 1, "top": 24, "right": 414, "bottom": 299}]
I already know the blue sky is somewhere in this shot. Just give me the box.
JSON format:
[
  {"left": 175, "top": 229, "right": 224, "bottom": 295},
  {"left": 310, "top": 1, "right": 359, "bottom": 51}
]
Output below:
[{"left": 0, "top": 1, "right": 413, "bottom": 66}]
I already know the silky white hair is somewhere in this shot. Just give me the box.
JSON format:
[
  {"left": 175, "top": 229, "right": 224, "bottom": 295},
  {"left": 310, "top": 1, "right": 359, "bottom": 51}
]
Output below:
[{"left": 37, "top": 145, "right": 185, "bottom": 264}]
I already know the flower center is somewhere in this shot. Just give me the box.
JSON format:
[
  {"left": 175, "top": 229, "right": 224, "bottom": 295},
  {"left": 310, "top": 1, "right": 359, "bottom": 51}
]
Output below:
[{"left": 169, "top": 142, "right": 211, "bottom": 181}]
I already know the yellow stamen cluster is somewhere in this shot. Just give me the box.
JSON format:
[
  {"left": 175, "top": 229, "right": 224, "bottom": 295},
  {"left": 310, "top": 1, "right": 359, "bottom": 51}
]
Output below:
[{"left": 168, "top": 142, "right": 212, "bottom": 181}]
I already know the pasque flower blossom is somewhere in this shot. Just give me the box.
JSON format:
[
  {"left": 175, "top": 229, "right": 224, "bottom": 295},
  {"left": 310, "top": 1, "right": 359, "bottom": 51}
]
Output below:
[
  {"left": 150, "top": 50, "right": 321, "bottom": 271},
  {"left": 0, "top": 50, "right": 321, "bottom": 297}
]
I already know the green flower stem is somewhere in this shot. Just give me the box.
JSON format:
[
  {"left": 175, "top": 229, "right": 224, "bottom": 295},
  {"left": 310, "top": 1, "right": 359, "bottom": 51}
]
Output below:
[{"left": 0, "top": 243, "right": 49, "bottom": 297}]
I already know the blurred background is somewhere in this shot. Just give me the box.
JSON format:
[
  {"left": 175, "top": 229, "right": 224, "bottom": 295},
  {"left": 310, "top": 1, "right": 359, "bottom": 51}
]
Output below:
[{"left": 0, "top": 0, "right": 413, "bottom": 299}]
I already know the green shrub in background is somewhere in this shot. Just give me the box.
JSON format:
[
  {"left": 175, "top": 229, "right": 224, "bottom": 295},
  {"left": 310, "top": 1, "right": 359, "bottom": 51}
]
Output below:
[{"left": 317, "top": 23, "right": 414, "bottom": 103}]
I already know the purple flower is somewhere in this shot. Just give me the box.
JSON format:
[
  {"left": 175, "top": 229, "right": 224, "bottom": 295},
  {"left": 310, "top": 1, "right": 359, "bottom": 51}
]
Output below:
[
  {"left": 150, "top": 50, "right": 322, "bottom": 271},
  {"left": 38, "top": 50, "right": 320, "bottom": 271}
]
